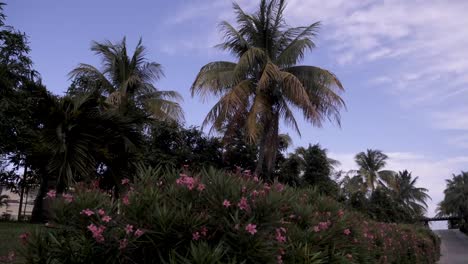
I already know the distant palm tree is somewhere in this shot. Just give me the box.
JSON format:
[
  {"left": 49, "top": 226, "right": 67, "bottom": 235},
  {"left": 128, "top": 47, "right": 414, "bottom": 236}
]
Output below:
[
  {"left": 70, "top": 37, "right": 183, "bottom": 122},
  {"left": 381, "top": 170, "right": 430, "bottom": 216},
  {"left": 437, "top": 172, "right": 468, "bottom": 221},
  {"left": 191, "top": 0, "right": 345, "bottom": 179},
  {"left": 355, "top": 149, "right": 392, "bottom": 191}
]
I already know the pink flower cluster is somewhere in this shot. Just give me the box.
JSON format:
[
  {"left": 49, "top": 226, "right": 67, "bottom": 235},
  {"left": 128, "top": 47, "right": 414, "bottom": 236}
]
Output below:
[
  {"left": 313, "top": 220, "right": 331, "bottom": 232},
  {"left": 62, "top": 193, "right": 73, "bottom": 203},
  {"left": 124, "top": 225, "right": 145, "bottom": 237},
  {"left": 192, "top": 226, "right": 208, "bottom": 241},
  {"left": 81, "top": 209, "right": 94, "bottom": 216},
  {"left": 223, "top": 199, "right": 231, "bottom": 208},
  {"left": 46, "top": 190, "right": 56, "bottom": 198},
  {"left": 176, "top": 174, "right": 205, "bottom": 191},
  {"left": 245, "top": 223, "right": 257, "bottom": 235},
  {"left": 122, "top": 195, "right": 130, "bottom": 205},
  {"left": 237, "top": 197, "right": 249, "bottom": 211},
  {"left": 344, "top": 229, "right": 351, "bottom": 236},
  {"left": 275, "top": 227, "right": 287, "bottom": 243},
  {"left": 87, "top": 224, "right": 106, "bottom": 243}
]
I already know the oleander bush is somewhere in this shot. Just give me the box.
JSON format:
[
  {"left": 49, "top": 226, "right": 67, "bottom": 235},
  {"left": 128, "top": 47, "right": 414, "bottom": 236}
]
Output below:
[{"left": 20, "top": 167, "right": 440, "bottom": 264}]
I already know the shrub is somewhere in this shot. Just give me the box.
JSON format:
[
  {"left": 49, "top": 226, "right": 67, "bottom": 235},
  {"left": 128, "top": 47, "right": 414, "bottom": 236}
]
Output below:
[{"left": 20, "top": 167, "right": 440, "bottom": 263}]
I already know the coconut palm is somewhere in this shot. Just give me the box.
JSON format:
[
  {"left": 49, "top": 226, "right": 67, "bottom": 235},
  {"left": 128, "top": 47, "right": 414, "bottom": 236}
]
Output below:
[
  {"left": 70, "top": 38, "right": 183, "bottom": 122},
  {"left": 191, "top": 0, "right": 345, "bottom": 179},
  {"left": 355, "top": 149, "right": 392, "bottom": 191},
  {"left": 437, "top": 172, "right": 468, "bottom": 221},
  {"left": 381, "top": 170, "right": 430, "bottom": 216}
]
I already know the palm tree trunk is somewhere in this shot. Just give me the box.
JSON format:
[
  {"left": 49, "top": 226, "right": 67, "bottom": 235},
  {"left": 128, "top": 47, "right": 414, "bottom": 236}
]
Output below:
[
  {"left": 264, "top": 115, "right": 279, "bottom": 181},
  {"left": 255, "top": 134, "right": 267, "bottom": 177},
  {"left": 17, "top": 163, "right": 27, "bottom": 221}
]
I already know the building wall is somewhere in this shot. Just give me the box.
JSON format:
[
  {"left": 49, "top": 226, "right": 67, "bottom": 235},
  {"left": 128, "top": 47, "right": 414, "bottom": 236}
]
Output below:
[{"left": 0, "top": 187, "right": 37, "bottom": 220}]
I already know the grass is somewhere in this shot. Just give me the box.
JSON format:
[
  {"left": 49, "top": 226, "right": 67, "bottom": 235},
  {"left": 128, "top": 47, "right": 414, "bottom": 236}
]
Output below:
[{"left": 0, "top": 222, "right": 40, "bottom": 260}]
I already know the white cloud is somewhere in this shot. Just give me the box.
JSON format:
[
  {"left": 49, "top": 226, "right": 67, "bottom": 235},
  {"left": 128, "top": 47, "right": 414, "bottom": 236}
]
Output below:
[
  {"left": 330, "top": 151, "right": 468, "bottom": 221},
  {"left": 284, "top": 0, "right": 468, "bottom": 105},
  {"left": 432, "top": 107, "right": 468, "bottom": 130}
]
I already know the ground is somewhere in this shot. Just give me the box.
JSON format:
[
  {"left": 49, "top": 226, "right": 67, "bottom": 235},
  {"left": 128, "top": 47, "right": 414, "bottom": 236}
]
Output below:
[
  {"left": 435, "top": 229, "right": 468, "bottom": 264},
  {"left": 0, "top": 222, "right": 39, "bottom": 261}
]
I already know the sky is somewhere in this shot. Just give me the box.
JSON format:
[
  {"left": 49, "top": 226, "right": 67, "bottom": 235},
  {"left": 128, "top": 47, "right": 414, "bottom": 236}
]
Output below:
[{"left": 6, "top": 0, "right": 468, "bottom": 227}]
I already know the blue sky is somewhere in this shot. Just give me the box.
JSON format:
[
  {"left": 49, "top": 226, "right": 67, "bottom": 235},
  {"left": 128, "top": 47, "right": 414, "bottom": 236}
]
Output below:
[{"left": 6, "top": 0, "right": 468, "bottom": 223}]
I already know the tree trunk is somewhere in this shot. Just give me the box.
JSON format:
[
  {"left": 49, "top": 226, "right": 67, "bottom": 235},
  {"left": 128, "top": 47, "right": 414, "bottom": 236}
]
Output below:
[
  {"left": 254, "top": 134, "right": 267, "bottom": 177},
  {"left": 17, "top": 163, "right": 27, "bottom": 221},
  {"left": 31, "top": 175, "right": 50, "bottom": 223},
  {"left": 264, "top": 115, "right": 279, "bottom": 181}
]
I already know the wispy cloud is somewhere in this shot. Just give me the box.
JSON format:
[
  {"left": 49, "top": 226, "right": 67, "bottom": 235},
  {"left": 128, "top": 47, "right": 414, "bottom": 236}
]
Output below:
[{"left": 284, "top": 0, "right": 468, "bottom": 105}]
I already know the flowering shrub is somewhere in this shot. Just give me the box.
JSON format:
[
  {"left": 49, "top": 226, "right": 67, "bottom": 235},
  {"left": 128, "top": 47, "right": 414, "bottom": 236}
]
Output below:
[{"left": 21, "top": 167, "right": 440, "bottom": 263}]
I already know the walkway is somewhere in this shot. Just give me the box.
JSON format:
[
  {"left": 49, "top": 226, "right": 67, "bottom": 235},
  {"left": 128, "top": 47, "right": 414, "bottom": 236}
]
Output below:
[{"left": 435, "top": 229, "right": 468, "bottom": 264}]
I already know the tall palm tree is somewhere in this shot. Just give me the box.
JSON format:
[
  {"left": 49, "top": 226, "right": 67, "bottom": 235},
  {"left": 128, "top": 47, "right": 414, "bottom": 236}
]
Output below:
[
  {"left": 381, "top": 170, "right": 430, "bottom": 216},
  {"left": 191, "top": 0, "right": 345, "bottom": 179},
  {"left": 437, "top": 172, "right": 468, "bottom": 221},
  {"left": 355, "top": 149, "right": 392, "bottom": 191},
  {"left": 70, "top": 37, "right": 183, "bottom": 122}
]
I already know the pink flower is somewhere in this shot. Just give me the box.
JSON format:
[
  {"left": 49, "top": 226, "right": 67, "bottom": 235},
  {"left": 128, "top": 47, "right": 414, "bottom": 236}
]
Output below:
[
  {"left": 197, "top": 183, "right": 206, "bottom": 191},
  {"left": 102, "top": 215, "right": 112, "bottom": 223},
  {"left": 134, "top": 229, "right": 145, "bottom": 237},
  {"left": 62, "top": 193, "right": 73, "bottom": 202},
  {"left": 121, "top": 178, "right": 130, "bottom": 185},
  {"left": 125, "top": 224, "right": 134, "bottom": 235},
  {"left": 46, "top": 190, "right": 56, "bottom": 198},
  {"left": 313, "top": 226, "right": 320, "bottom": 232},
  {"left": 338, "top": 210, "right": 344, "bottom": 218},
  {"left": 200, "top": 226, "right": 208, "bottom": 236},
  {"left": 237, "top": 197, "right": 249, "bottom": 211},
  {"left": 275, "top": 228, "right": 286, "bottom": 243},
  {"left": 241, "top": 186, "right": 247, "bottom": 193},
  {"left": 275, "top": 183, "right": 284, "bottom": 192},
  {"left": 253, "top": 176, "right": 259, "bottom": 182},
  {"left": 119, "top": 239, "right": 128, "bottom": 250},
  {"left": 318, "top": 221, "right": 330, "bottom": 230},
  {"left": 122, "top": 195, "right": 130, "bottom": 205},
  {"left": 223, "top": 199, "right": 231, "bottom": 208},
  {"left": 19, "top": 232, "right": 30, "bottom": 244},
  {"left": 251, "top": 190, "right": 259, "bottom": 197},
  {"left": 192, "top": 232, "right": 200, "bottom": 240},
  {"left": 344, "top": 229, "right": 351, "bottom": 236},
  {"left": 87, "top": 224, "right": 105, "bottom": 243},
  {"left": 277, "top": 255, "right": 283, "bottom": 264},
  {"left": 80, "top": 209, "right": 95, "bottom": 216},
  {"left": 245, "top": 223, "right": 257, "bottom": 235},
  {"left": 97, "top": 209, "right": 105, "bottom": 216}
]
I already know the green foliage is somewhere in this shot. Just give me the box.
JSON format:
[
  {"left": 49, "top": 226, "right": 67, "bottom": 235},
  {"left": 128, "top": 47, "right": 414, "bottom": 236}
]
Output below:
[
  {"left": 21, "top": 168, "right": 439, "bottom": 263},
  {"left": 144, "top": 121, "right": 223, "bottom": 172},
  {"left": 437, "top": 171, "right": 468, "bottom": 229}
]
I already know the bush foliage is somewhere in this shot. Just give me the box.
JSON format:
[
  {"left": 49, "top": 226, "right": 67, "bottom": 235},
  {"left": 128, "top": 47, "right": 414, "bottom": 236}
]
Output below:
[{"left": 20, "top": 168, "right": 440, "bottom": 264}]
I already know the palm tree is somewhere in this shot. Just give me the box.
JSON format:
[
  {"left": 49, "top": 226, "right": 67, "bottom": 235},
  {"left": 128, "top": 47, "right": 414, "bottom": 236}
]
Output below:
[
  {"left": 70, "top": 37, "right": 183, "bottom": 122},
  {"left": 437, "top": 172, "right": 468, "bottom": 221},
  {"left": 381, "top": 170, "right": 430, "bottom": 216},
  {"left": 355, "top": 149, "right": 392, "bottom": 191},
  {"left": 191, "top": 0, "right": 345, "bottom": 179}
]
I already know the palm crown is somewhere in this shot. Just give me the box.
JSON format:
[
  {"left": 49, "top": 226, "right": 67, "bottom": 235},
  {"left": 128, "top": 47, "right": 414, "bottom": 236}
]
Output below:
[
  {"left": 70, "top": 37, "right": 183, "bottom": 122},
  {"left": 191, "top": 0, "right": 345, "bottom": 178}
]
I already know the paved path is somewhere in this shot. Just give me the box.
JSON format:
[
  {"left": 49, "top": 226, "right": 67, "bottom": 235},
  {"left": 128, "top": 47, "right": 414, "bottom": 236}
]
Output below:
[{"left": 435, "top": 229, "right": 468, "bottom": 264}]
